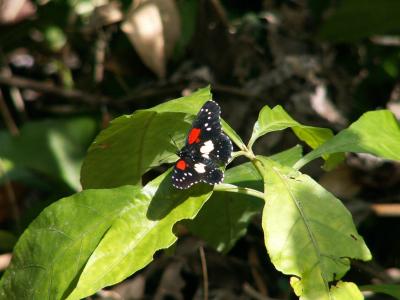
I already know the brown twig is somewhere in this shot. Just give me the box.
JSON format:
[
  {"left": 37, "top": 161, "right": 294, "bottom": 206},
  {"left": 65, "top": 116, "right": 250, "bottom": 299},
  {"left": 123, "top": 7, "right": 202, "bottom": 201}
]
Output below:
[
  {"left": 199, "top": 245, "right": 209, "bottom": 300},
  {"left": 0, "top": 73, "right": 110, "bottom": 105},
  {"left": 0, "top": 90, "right": 19, "bottom": 135},
  {"left": 352, "top": 260, "right": 396, "bottom": 283},
  {"left": 0, "top": 159, "right": 21, "bottom": 232},
  {"left": 371, "top": 204, "right": 400, "bottom": 217},
  {"left": 243, "top": 283, "right": 280, "bottom": 300}
]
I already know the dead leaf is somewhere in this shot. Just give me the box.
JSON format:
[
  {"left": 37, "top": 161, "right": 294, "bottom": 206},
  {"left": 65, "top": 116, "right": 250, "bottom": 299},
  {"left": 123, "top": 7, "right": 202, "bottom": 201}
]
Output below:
[
  {"left": 121, "top": 0, "right": 181, "bottom": 78},
  {"left": 0, "top": 0, "right": 36, "bottom": 24}
]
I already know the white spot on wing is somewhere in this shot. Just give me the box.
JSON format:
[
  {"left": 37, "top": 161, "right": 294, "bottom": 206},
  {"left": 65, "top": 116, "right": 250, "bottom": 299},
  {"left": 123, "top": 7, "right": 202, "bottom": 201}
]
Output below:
[
  {"left": 200, "top": 140, "right": 214, "bottom": 154},
  {"left": 194, "top": 163, "right": 206, "bottom": 173}
]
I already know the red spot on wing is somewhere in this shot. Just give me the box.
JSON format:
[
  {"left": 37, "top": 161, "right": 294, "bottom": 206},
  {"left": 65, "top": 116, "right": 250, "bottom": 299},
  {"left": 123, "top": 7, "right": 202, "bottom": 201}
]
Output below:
[
  {"left": 176, "top": 160, "right": 187, "bottom": 170},
  {"left": 188, "top": 128, "right": 201, "bottom": 144}
]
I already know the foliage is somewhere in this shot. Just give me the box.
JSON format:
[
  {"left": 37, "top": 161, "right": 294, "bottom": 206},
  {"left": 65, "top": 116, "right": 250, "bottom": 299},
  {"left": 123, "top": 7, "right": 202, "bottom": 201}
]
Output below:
[{"left": 2, "top": 86, "right": 400, "bottom": 299}]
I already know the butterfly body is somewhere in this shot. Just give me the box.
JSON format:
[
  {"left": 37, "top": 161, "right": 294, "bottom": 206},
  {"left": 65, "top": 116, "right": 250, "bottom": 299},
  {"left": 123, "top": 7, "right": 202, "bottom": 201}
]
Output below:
[{"left": 172, "top": 101, "right": 233, "bottom": 189}]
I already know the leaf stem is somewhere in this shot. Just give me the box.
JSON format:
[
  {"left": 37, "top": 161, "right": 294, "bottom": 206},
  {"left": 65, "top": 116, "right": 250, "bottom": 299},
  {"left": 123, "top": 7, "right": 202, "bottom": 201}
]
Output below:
[{"left": 214, "top": 183, "right": 264, "bottom": 200}]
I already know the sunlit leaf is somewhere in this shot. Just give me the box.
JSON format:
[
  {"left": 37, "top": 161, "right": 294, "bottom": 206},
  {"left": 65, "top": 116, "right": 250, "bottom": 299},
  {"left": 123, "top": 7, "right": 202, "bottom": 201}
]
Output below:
[
  {"left": 295, "top": 110, "right": 400, "bottom": 169},
  {"left": 0, "top": 186, "right": 140, "bottom": 300},
  {"left": 249, "top": 105, "right": 343, "bottom": 168},
  {"left": 67, "top": 170, "right": 212, "bottom": 299},
  {"left": 0, "top": 170, "right": 213, "bottom": 299},
  {"left": 258, "top": 157, "right": 371, "bottom": 300},
  {"left": 81, "top": 86, "right": 242, "bottom": 189},
  {"left": 188, "top": 146, "right": 302, "bottom": 253}
]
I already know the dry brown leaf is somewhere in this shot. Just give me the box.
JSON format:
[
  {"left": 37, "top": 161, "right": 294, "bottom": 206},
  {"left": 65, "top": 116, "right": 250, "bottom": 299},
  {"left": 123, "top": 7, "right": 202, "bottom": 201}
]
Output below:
[
  {"left": 121, "top": 0, "right": 181, "bottom": 78},
  {"left": 0, "top": 0, "right": 36, "bottom": 24}
]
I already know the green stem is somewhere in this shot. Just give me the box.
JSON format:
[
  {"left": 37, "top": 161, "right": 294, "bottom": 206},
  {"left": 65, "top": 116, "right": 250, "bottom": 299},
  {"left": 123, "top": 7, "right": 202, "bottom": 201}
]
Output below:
[{"left": 214, "top": 183, "right": 264, "bottom": 200}]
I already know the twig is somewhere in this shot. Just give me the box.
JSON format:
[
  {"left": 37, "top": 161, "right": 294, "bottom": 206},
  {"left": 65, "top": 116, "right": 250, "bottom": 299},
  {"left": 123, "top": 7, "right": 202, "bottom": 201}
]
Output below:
[
  {"left": 352, "top": 260, "right": 396, "bottom": 283},
  {"left": 0, "top": 73, "right": 110, "bottom": 105},
  {"left": 371, "top": 204, "right": 400, "bottom": 217},
  {"left": 199, "top": 245, "right": 209, "bottom": 300},
  {"left": 0, "top": 159, "right": 21, "bottom": 232},
  {"left": 0, "top": 90, "right": 19, "bottom": 135},
  {"left": 243, "top": 282, "right": 280, "bottom": 300},
  {"left": 213, "top": 183, "right": 264, "bottom": 200}
]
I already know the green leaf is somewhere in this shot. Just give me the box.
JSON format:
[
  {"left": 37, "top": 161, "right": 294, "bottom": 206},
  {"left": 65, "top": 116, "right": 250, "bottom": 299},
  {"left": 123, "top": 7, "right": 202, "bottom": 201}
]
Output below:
[
  {"left": 248, "top": 105, "right": 343, "bottom": 168},
  {"left": 295, "top": 110, "right": 400, "bottom": 169},
  {"left": 81, "top": 86, "right": 243, "bottom": 189},
  {"left": 319, "top": 0, "right": 400, "bottom": 42},
  {"left": 0, "top": 118, "right": 97, "bottom": 191},
  {"left": 258, "top": 156, "right": 371, "bottom": 300},
  {"left": 0, "top": 186, "right": 140, "bottom": 300},
  {"left": 221, "top": 119, "right": 245, "bottom": 150},
  {"left": 67, "top": 170, "right": 212, "bottom": 299},
  {"left": 187, "top": 162, "right": 263, "bottom": 253},
  {"left": 0, "top": 170, "right": 213, "bottom": 299},
  {"left": 188, "top": 145, "right": 302, "bottom": 253},
  {"left": 330, "top": 281, "right": 364, "bottom": 300},
  {"left": 361, "top": 284, "right": 400, "bottom": 299}
]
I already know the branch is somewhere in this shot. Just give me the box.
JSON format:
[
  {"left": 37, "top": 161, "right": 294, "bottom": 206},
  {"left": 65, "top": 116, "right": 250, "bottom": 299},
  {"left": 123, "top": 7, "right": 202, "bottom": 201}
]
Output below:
[
  {"left": 214, "top": 183, "right": 264, "bottom": 200},
  {"left": 0, "top": 74, "right": 110, "bottom": 105}
]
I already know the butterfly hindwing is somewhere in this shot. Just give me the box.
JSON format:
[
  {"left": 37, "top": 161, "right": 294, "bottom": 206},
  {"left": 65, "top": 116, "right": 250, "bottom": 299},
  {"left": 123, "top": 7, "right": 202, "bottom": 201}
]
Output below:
[{"left": 172, "top": 157, "right": 223, "bottom": 189}]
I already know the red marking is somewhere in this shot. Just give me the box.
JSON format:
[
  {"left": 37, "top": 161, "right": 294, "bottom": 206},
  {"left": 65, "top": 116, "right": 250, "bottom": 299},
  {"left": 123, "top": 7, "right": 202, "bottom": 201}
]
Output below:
[
  {"left": 176, "top": 160, "right": 187, "bottom": 170},
  {"left": 188, "top": 128, "right": 201, "bottom": 144}
]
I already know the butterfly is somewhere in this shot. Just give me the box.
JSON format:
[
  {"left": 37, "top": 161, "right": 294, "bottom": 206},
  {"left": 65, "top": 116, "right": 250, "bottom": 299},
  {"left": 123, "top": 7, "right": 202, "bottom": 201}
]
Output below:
[{"left": 172, "top": 100, "right": 233, "bottom": 189}]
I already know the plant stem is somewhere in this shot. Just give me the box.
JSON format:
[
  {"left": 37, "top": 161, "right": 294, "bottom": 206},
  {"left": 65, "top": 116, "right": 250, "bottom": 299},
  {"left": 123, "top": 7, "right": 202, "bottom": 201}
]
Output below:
[{"left": 214, "top": 183, "right": 264, "bottom": 200}]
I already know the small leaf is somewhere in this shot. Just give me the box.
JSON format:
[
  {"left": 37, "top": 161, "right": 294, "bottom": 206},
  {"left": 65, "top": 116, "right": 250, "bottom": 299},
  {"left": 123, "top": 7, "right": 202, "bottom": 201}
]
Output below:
[
  {"left": 67, "top": 170, "right": 212, "bottom": 299},
  {"left": 249, "top": 105, "right": 343, "bottom": 167},
  {"left": 360, "top": 284, "right": 400, "bottom": 299},
  {"left": 258, "top": 156, "right": 371, "bottom": 300},
  {"left": 330, "top": 281, "right": 364, "bottom": 300},
  {"left": 0, "top": 117, "right": 97, "bottom": 191},
  {"left": 295, "top": 110, "right": 400, "bottom": 169},
  {"left": 221, "top": 119, "right": 245, "bottom": 150}
]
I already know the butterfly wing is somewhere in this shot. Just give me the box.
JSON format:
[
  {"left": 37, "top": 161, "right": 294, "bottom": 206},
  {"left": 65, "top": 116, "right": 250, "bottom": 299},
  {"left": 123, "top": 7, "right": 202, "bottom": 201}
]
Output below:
[
  {"left": 186, "top": 101, "right": 222, "bottom": 146},
  {"left": 173, "top": 100, "right": 231, "bottom": 189},
  {"left": 172, "top": 156, "right": 224, "bottom": 189}
]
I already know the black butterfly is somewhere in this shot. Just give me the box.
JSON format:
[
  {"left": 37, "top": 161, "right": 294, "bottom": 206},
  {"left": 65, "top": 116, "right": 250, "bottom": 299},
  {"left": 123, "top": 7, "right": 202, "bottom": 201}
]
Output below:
[{"left": 172, "top": 100, "right": 233, "bottom": 189}]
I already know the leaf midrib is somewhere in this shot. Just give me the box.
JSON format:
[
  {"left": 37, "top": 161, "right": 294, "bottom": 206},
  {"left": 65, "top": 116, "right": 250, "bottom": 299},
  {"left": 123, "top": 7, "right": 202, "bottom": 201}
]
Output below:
[{"left": 270, "top": 167, "right": 331, "bottom": 298}]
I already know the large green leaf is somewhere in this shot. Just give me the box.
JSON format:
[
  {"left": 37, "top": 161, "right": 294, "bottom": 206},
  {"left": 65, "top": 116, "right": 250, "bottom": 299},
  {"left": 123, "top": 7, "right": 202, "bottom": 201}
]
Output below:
[
  {"left": 0, "top": 117, "right": 96, "bottom": 191},
  {"left": 248, "top": 105, "right": 343, "bottom": 168},
  {"left": 0, "top": 186, "right": 140, "bottom": 300},
  {"left": 81, "top": 86, "right": 242, "bottom": 189},
  {"left": 0, "top": 171, "right": 213, "bottom": 299},
  {"left": 258, "top": 157, "right": 371, "bottom": 300},
  {"left": 294, "top": 110, "right": 400, "bottom": 169},
  {"left": 188, "top": 146, "right": 302, "bottom": 253},
  {"left": 67, "top": 170, "right": 212, "bottom": 299},
  {"left": 319, "top": 0, "right": 400, "bottom": 42}
]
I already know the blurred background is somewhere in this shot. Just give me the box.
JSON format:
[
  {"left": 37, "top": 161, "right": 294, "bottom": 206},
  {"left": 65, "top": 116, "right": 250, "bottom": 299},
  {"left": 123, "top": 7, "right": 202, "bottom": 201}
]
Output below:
[{"left": 0, "top": 0, "right": 400, "bottom": 299}]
